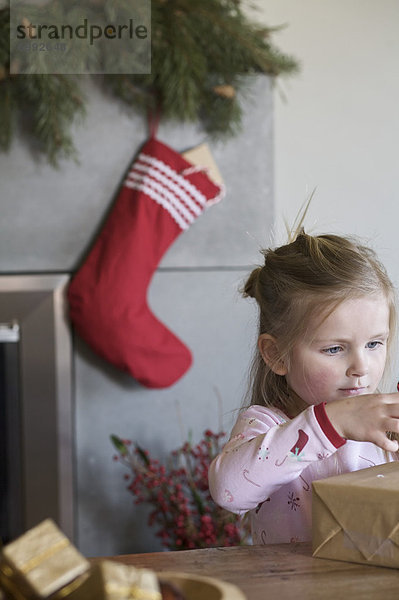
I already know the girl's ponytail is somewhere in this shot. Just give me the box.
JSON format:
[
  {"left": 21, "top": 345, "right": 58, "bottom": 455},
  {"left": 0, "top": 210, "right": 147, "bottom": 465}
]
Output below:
[{"left": 242, "top": 267, "right": 262, "bottom": 300}]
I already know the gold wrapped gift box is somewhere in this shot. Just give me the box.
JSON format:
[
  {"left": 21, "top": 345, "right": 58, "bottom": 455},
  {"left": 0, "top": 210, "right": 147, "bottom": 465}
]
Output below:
[
  {"left": 0, "top": 520, "right": 162, "bottom": 600},
  {"left": 55, "top": 561, "right": 162, "bottom": 600},
  {"left": 95, "top": 561, "right": 161, "bottom": 600},
  {"left": 312, "top": 461, "right": 399, "bottom": 568},
  {"left": 0, "top": 519, "right": 90, "bottom": 599}
]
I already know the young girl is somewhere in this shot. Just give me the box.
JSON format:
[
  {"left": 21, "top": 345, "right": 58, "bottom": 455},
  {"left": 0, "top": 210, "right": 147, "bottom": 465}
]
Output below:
[{"left": 208, "top": 229, "right": 399, "bottom": 545}]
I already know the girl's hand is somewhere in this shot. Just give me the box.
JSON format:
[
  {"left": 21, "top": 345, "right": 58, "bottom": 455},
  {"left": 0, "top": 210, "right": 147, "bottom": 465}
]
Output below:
[{"left": 324, "top": 392, "right": 399, "bottom": 452}]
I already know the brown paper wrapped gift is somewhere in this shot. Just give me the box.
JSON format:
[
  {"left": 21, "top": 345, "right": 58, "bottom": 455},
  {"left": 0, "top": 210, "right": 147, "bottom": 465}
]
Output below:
[
  {"left": 312, "top": 461, "right": 399, "bottom": 568},
  {"left": 0, "top": 519, "right": 90, "bottom": 599}
]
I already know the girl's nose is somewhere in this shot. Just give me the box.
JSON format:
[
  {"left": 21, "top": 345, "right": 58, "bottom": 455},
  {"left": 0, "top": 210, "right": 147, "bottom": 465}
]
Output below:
[{"left": 346, "top": 352, "right": 368, "bottom": 378}]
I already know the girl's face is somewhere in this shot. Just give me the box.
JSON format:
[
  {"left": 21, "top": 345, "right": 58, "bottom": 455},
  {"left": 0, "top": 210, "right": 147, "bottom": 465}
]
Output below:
[{"left": 285, "top": 294, "right": 390, "bottom": 406}]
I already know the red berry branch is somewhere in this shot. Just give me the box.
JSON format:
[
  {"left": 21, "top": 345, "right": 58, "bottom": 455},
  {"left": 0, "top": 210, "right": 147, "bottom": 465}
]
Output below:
[{"left": 111, "top": 430, "right": 250, "bottom": 550}]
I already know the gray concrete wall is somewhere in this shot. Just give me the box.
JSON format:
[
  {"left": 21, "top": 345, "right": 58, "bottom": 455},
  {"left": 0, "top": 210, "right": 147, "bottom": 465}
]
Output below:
[{"left": 0, "top": 74, "right": 273, "bottom": 555}]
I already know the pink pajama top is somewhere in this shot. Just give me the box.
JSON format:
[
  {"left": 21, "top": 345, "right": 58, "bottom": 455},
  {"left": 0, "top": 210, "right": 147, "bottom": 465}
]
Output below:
[{"left": 208, "top": 403, "right": 397, "bottom": 544}]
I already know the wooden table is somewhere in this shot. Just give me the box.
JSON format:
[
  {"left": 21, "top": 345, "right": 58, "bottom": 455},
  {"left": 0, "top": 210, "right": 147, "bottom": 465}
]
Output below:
[{"left": 101, "top": 543, "right": 399, "bottom": 600}]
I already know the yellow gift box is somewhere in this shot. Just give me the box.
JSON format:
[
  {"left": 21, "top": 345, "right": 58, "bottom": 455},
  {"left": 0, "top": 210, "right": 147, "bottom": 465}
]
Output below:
[
  {"left": 0, "top": 519, "right": 90, "bottom": 599},
  {"left": 312, "top": 461, "right": 399, "bottom": 568},
  {"left": 94, "top": 561, "right": 162, "bottom": 600}
]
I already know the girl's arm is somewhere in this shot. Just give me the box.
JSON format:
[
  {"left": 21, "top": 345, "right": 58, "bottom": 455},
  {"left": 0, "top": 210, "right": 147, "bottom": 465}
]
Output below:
[{"left": 208, "top": 403, "right": 345, "bottom": 514}]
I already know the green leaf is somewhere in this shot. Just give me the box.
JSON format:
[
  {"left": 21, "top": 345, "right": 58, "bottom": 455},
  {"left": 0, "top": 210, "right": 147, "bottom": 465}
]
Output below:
[
  {"left": 135, "top": 443, "right": 150, "bottom": 467},
  {"left": 110, "top": 434, "right": 128, "bottom": 457}
]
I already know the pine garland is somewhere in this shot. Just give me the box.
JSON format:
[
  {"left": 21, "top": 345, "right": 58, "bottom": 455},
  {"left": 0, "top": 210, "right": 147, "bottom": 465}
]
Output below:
[{"left": 0, "top": 0, "right": 298, "bottom": 165}]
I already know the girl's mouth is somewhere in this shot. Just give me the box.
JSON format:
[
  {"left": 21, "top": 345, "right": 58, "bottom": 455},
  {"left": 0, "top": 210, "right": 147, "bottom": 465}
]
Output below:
[{"left": 339, "top": 387, "right": 366, "bottom": 396}]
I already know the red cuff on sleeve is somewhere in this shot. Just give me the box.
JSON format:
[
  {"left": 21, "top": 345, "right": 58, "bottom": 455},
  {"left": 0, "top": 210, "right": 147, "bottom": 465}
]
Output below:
[{"left": 313, "top": 402, "right": 346, "bottom": 448}]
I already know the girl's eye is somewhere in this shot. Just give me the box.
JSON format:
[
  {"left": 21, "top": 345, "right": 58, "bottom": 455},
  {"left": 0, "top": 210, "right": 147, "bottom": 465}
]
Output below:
[
  {"left": 323, "top": 346, "right": 342, "bottom": 355},
  {"left": 367, "top": 341, "right": 382, "bottom": 349}
]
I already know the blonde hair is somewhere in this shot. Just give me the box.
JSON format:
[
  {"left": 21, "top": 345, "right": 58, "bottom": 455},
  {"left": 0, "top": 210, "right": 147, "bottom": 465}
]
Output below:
[{"left": 243, "top": 230, "right": 397, "bottom": 416}]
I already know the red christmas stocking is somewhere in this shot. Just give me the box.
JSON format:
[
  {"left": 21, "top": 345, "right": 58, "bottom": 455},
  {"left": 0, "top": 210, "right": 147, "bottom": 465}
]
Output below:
[{"left": 67, "top": 137, "right": 223, "bottom": 388}]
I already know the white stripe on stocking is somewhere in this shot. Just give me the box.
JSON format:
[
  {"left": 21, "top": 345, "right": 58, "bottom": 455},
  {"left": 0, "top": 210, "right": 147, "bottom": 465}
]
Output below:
[
  {"left": 128, "top": 170, "right": 196, "bottom": 225},
  {"left": 124, "top": 180, "right": 189, "bottom": 230},
  {"left": 131, "top": 162, "right": 202, "bottom": 216},
  {"left": 137, "top": 153, "right": 209, "bottom": 207}
]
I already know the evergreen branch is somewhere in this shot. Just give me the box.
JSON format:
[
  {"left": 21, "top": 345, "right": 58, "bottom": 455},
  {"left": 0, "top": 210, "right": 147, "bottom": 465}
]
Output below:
[
  {"left": 15, "top": 74, "right": 86, "bottom": 166},
  {"left": 192, "top": 4, "right": 298, "bottom": 76},
  {"left": 0, "top": 0, "right": 299, "bottom": 164}
]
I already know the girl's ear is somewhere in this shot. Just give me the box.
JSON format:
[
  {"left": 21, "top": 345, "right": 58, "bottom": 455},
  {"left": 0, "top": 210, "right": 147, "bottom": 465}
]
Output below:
[{"left": 258, "top": 334, "right": 288, "bottom": 376}]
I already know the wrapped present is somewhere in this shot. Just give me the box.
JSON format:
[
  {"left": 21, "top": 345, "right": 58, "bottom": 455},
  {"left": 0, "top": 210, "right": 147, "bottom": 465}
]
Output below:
[
  {"left": 312, "top": 461, "right": 399, "bottom": 568},
  {"left": 96, "top": 561, "right": 162, "bottom": 600},
  {"left": 67, "top": 561, "right": 189, "bottom": 600},
  {"left": 0, "top": 519, "right": 90, "bottom": 599}
]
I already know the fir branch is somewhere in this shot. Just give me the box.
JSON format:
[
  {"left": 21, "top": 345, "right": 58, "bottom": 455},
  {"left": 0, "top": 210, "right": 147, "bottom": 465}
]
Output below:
[
  {"left": 0, "top": 0, "right": 299, "bottom": 164},
  {"left": 15, "top": 74, "right": 86, "bottom": 166}
]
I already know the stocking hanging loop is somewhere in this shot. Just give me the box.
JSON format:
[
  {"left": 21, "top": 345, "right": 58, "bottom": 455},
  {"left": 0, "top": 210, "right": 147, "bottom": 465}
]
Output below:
[{"left": 148, "top": 104, "right": 161, "bottom": 139}]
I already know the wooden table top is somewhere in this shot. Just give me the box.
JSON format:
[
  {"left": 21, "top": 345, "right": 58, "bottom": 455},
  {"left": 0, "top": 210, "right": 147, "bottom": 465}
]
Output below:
[{"left": 101, "top": 542, "right": 399, "bottom": 600}]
